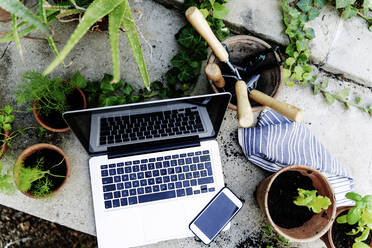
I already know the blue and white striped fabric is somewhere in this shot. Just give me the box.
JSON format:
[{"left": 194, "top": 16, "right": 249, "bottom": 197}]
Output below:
[{"left": 238, "top": 109, "right": 354, "bottom": 207}]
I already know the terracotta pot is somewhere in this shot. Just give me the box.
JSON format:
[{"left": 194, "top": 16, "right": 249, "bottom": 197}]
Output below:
[
  {"left": 13, "top": 143, "right": 70, "bottom": 198},
  {"left": 0, "top": 8, "right": 11, "bottom": 23},
  {"left": 0, "top": 130, "right": 10, "bottom": 159},
  {"left": 32, "top": 82, "right": 87, "bottom": 132},
  {"left": 321, "top": 206, "right": 372, "bottom": 248},
  {"left": 206, "top": 35, "right": 283, "bottom": 112},
  {"left": 256, "top": 165, "right": 336, "bottom": 242}
]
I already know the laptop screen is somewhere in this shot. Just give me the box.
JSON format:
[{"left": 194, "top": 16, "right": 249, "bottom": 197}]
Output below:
[{"left": 63, "top": 92, "right": 231, "bottom": 156}]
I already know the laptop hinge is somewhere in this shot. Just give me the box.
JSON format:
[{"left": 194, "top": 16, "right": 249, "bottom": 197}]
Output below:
[{"left": 107, "top": 136, "right": 201, "bottom": 159}]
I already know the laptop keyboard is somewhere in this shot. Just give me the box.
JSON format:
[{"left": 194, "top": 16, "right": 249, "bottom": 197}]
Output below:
[
  {"left": 99, "top": 107, "right": 204, "bottom": 146},
  {"left": 100, "top": 150, "right": 215, "bottom": 209}
]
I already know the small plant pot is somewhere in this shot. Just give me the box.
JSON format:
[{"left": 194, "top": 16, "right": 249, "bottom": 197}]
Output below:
[
  {"left": 256, "top": 165, "right": 336, "bottom": 242},
  {"left": 320, "top": 206, "right": 372, "bottom": 248},
  {"left": 0, "top": 129, "right": 10, "bottom": 159},
  {"left": 206, "top": 35, "right": 283, "bottom": 112},
  {"left": 13, "top": 143, "right": 70, "bottom": 198},
  {"left": 32, "top": 82, "right": 87, "bottom": 132},
  {"left": 0, "top": 8, "right": 11, "bottom": 23}
]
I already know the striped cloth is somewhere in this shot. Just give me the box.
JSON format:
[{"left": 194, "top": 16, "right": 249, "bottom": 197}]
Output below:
[{"left": 238, "top": 109, "right": 354, "bottom": 207}]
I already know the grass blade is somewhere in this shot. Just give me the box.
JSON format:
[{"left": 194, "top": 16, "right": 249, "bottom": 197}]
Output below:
[
  {"left": 0, "top": 0, "right": 51, "bottom": 35},
  {"left": 11, "top": 14, "right": 23, "bottom": 60},
  {"left": 109, "top": 3, "right": 126, "bottom": 83},
  {"left": 43, "top": 0, "right": 125, "bottom": 75},
  {"left": 122, "top": 0, "right": 150, "bottom": 90}
]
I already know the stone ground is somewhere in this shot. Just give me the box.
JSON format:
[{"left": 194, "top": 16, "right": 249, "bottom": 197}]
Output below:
[{"left": 0, "top": 0, "right": 371, "bottom": 248}]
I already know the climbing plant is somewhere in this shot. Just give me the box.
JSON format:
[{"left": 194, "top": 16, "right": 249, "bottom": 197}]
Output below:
[{"left": 281, "top": 0, "right": 372, "bottom": 116}]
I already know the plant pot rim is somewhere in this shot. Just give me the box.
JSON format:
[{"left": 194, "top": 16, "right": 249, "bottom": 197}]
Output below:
[
  {"left": 14, "top": 143, "right": 71, "bottom": 199},
  {"left": 260, "top": 165, "right": 337, "bottom": 242},
  {"left": 32, "top": 82, "right": 87, "bottom": 132},
  {"left": 206, "top": 35, "right": 283, "bottom": 112},
  {"left": 321, "top": 206, "right": 372, "bottom": 248},
  {"left": 0, "top": 129, "right": 10, "bottom": 159}
]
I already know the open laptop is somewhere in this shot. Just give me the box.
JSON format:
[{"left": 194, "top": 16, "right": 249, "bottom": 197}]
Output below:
[{"left": 63, "top": 92, "right": 231, "bottom": 248}]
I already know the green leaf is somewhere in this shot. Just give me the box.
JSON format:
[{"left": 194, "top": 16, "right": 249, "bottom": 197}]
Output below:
[
  {"left": 176, "top": 26, "right": 198, "bottom": 49},
  {"left": 337, "top": 88, "right": 350, "bottom": 99},
  {"left": 293, "top": 188, "right": 331, "bottom": 213},
  {"left": 347, "top": 206, "right": 362, "bottom": 225},
  {"left": 3, "top": 105, "right": 13, "bottom": 115},
  {"left": 313, "top": 85, "right": 319, "bottom": 95},
  {"left": 121, "top": 0, "right": 150, "bottom": 90},
  {"left": 199, "top": 8, "right": 209, "bottom": 18},
  {"left": 11, "top": 15, "right": 23, "bottom": 60},
  {"left": 324, "top": 92, "right": 335, "bottom": 105},
  {"left": 303, "top": 72, "right": 313, "bottom": 81},
  {"left": 212, "top": 2, "right": 229, "bottom": 19},
  {"left": 342, "top": 6, "right": 358, "bottom": 20},
  {"left": 314, "top": 0, "right": 327, "bottom": 8},
  {"left": 122, "top": 83, "right": 133, "bottom": 95},
  {"left": 303, "top": 64, "right": 313, "bottom": 73},
  {"left": 285, "top": 57, "right": 296, "bottom": 67},
  {"left": 362, "top": 0, "right": 372, "bottom": 15},
  {"left": 308, "top": 7, "right": 321, "bottom": 21},
  {"left": 70, "top": 71, "right": 87, "bottom": 89},
  {"left": 296, "top": 0, "right": 312, "bottom": 12},
  {"left": 355, "top": 228, "right": 370, "bottom": 242},
  {"left": 321, "top": 78, "right": 329, "bottom": 88},
  {"left": 355, "top": 96, "right": 362, "bottom": 104},
  {"left": 283, "top": 68, "right": 291, "bottom": 82},
  {"left": 109, "top": 2, "right": 126, "bottom": 83},
  {"left": 3, "top": 123, "right": 11, "bottom": 131},
  {"left": 285, "top": 44, "right": 295, "bottom": 57},
  {"left": 294, "top": 65, "right": 304, "bottom": 75},
  {"left": 336, "top": 0, "right": 356, "bottom": 8},
  {"left": 353, "top": 242, "right": 371, "bottom": 248},
  {"left": 337, "top": 214, "right": 348, "bottom": 224},
  {"left": 346, "top": 192, "right": 363, "bottom": 202},
  {"left": 369, "top": 25, "right": 372, "bottom": 32},
  {"left": 0, "top": 0, "right": 51, "bottom": 35},
  {"left": 305, "top": 27, "right": 315, "bottom": 39},
  {"left": 44, "top": 0, "right": 125, "bottom": 75},
  {"left": 296, "top": 40, "right": 308, "bottom": 52}
]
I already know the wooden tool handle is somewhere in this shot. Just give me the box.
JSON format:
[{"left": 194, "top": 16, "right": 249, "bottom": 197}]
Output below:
[
  {"left": 249, "top": 90, "right": 305, "bottom": 122},
  {"left": 205, "top": 63, "right": 226, "bottom": 88},
  {"left": 186, "top": 7, "right": 229, "bottom": 62},
  {"left": 235, "top": 80, "right": 254, "bottom": 128}
]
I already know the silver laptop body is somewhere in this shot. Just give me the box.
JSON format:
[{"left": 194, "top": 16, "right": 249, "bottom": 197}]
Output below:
[{"left": 63, "top": 92, "right": 231, "bottom": 248}]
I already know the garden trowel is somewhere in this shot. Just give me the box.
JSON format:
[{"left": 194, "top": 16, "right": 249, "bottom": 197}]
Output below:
[{"left": 186, "top": 6, "right": 254, "bottom": 128}]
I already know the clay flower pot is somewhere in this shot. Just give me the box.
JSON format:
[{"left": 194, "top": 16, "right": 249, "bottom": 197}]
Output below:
[
  {"left": 0, "top": 8, "right": 11, "bottom": 23},
  {"left": 32, "top": 82, "right": 87, "bottom": 132},
  {"left": 0, "top": 130, "right": 10, "bottom": 159},
  {"left": 13, "top": 143, "right": 70, "bottom": 198},
  {"left": 321, "top": 206, "right": 372, "bottom": 248},
  {"left": 206, "top": 35, "right": 283, "bottom": 112},
  {"left": 256, "top": 165, "right": 336, "bottom": 242}
]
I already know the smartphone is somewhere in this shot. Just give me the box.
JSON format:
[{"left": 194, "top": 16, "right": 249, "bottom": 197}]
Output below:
[{"left": 189, "top": 187, "right": 243, "bottom": 245}]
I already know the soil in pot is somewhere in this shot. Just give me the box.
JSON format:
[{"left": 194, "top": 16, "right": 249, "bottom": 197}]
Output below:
[
  {"left": 22, "top": 149, "right": 67, "bottom": 195},
  {"left": 215, "top": 47, "right": 281, "bottom": 107},
  {"left": 332, "top": 213, "right": 372, "bottom": 248},
  {"left": 37, "top": 87, "right": 85, "bottom": 129},
  {"left": 268, "top": 171, "right": 315, "bottom": 229}
]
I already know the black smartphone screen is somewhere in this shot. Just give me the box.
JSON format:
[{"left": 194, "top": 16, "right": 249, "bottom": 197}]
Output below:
[{"left": 194, "top": 192, "right": 239, "bottom": 240}]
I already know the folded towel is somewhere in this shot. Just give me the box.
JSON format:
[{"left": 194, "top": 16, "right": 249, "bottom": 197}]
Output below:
[{"left": 238, "top": 109, "right": 354, "bottom": 207}]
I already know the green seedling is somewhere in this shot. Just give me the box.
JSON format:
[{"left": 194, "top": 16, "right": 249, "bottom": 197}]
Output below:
[
  {"left": 293, "top": 188, "right": 331, "bottom": 213},
  {"left": 336, "top": 192, "right": 372, "bottom": 248},
  {"left": 16, "top": 157, "right": 65, "bottom": 197},
  {"left": 262, "top": 223, "right": 289, "bottom": 248}
]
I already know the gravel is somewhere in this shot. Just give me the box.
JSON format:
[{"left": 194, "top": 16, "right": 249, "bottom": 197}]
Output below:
[{"left": 0, "top": 204, "right": 97, "bottom": 248}]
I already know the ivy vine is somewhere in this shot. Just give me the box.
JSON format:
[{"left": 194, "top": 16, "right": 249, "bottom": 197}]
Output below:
[{"left": 281, "top": 0, "right": 372, "bottom": 116}]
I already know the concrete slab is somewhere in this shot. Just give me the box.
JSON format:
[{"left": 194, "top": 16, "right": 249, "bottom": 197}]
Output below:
[
  {"left": 0, "top": 0, "right": 372, "bottom": 247},
  {"left": 323, "top": 16, "right": 372, "bottom": 87},
  {"left": 306, "top": 5, "right": 341, "bottom": 64}
]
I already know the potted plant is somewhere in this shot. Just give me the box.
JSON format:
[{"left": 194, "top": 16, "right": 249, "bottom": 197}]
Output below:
[
  {"left": 256, "top": 165, "right": 336, "bottom": 242},
  {"left": 0, "top": 0, "right": 150, "bottom": 87},
  {"left": 13, "top": 143, "right": 70, "bottom": 198},
  {"left": 321, "top": 193, "right": 372, "bottom": 248},
  {"left": 16, "top": 71, "right": 87, "bottom": 132},
  {"left": 0, "top": 105, "right": 14, "bottom": 159}
]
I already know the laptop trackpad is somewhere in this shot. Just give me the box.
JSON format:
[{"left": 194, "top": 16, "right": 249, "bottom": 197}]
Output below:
[{"left": 141, "top": 201, "right": 188, "bottom": 241}]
